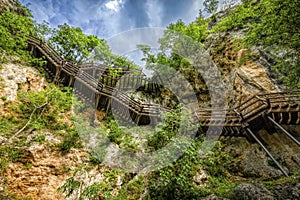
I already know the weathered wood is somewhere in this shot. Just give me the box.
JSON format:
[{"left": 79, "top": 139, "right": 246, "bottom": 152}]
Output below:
[{"left": 27, "top": 35, "right": 300, "bottom": 137}]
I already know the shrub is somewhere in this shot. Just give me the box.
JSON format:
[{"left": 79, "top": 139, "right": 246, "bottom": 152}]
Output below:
[
  {"left": 59, "top": 130, "right": 82, "bottom": 154},
  {"left": 0, "top": 10, "right": 33, "bottom": 58}
]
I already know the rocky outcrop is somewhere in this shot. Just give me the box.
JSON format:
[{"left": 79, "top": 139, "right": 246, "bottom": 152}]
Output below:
[
  {"left": 205, "top": 31, "right": 281, "bottom": 107},
  {"left": 0, "top": 62, "right": 47, "bottom": 108},
  {"left": 273, "top": 182, "right": 300, "bottom": 200},
  {"left": 2, "top": 132, "right": 89, "bottom": 200},
  {"left": 232, "top": 183, "right": 274, "bottom": 200},
  {"left": 223, "top": 127, "right": 300, "bottom": 178},
  {"left": 232, "top": 178, "right": 300, "bottom": 200}
]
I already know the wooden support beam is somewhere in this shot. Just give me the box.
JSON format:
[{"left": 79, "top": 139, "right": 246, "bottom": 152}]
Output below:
[
  {"left": 106, "top": 98, "right": 111, "bottom": 115},
  {"left": 54, "top": 67, "right": 62, "bottom": 84},
  {"left": 68, "top": 77, "right": 74, "bottom": 87},
  {"left": 95, "top": 94, "right": 101, "bottom": 110},
  {"left": 135, "top": 114, "right": 141, "bottom": 125}
]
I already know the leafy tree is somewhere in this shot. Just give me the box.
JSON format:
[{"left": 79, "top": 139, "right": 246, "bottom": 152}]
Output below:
[
  {"left": 137, "top": 15, "right": 208, "bottom": 87},
  {"left": 89, "top": 46, "right": 138, "bottom": 69},
  {"left": 49, "top": 23, "right": 105, "bottom": 63},
  {"left": 33, "top": 20, "right": 52, "bottom": 39},
  {"left": 203, "top": 0, "right": 219, "bottom": 14},
  {"left": 48, "top": 23, "right": 138, "bottom": 69},
  {"left": 111, "top": 55, "right": 138, "bottom": 68}
]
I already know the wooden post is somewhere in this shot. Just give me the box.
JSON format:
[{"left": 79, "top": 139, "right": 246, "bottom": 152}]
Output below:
[
  {"left": 106, "top": 98, "right": 111, "bottom": 115},
  {"left": 68, "top": 77, "right": 74, "bottom": 87},
  {"left": 135, "top": 114, "right": 141, "bottom": 125},
  {"left": 95, "top": 93, "right": 100, "bottom": 110},
  {"left": 30, "top": 45, "right": 35, "bottom": 55},
  {"left": 92, "top": 68, "right": 96, "bottom": 79},
  {"left": 54, "top": 67, "right": 62, "bottom": 84}
]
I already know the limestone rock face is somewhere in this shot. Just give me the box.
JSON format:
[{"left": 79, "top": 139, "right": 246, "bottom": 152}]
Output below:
[
  {"left": 273, "top": 183, "right": 300, "bottom": 200},
  {"left": 3, "top": 137, "right": 89, "bottom": 200},
  {"left": 232, "top": 184, "right": 274, "bottom": 200},
  {"left": 0, "top": 63, "right": 47, "bottom": 106},
  {"left": 232, "top": 48, "right": 280, "bottom": 104},
  {"left": 205, "top": 32, "right": 281, "bottom": 107},
  {"left": 223, "top": 128, "right": 300, "bottom": 179},
  {"left": 232, "top": 181, "right": 300, "bottom": 200},
  {"left": 193, "top": 169, "right": 209, "bottom": 186}
]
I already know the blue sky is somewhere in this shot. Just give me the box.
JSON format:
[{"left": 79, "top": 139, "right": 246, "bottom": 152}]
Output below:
[{"left": 20, "top": 0, "right": 206, "bottom": 39}]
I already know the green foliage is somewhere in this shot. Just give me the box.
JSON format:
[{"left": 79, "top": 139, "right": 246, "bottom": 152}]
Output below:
[
  {"left": 146, "top": 137, "right": 236, "bottom": 199},
  {"left": 29, "top": 57, "right": 48, "bottom": 73},
  {"left": 202, "top": 141, "right": 232, "bottom": 177},
  {"left": 138, "top": 16, "right": 208, "bottom": 85},
  {"left": 58, "top": 175, "right": 81, "bottom": 198},
  {"left": 79, "top": 169, "right": 124, "bottom": 200},
  {"left": 58, "top": 110, "right": 236, "bottom": 200},
  {"left": 0, "top": 146, "right": 24, "bottom": 175},
  {"left": 245, "top": 0, "right": 300, "bottom": 89},
  {"left": 204, "top": 0, "right": 219, "bottom": 14},
  {"left": 32, "top": 134, "right": 46, "bottom": 144},
  {"left": 232, "top": 37, "right": 245, "bottom": 52},
  {"left": 49, "top": 23, "right": 104, "bottom": 63},
  {"left": 214, "top": 42, "right": 226, "bottom": 54},
  {"left": 147, "top": 140, "right": 204, "bottom": 199},
  {"left": 147, "top": 106, "right": 183, "bottom": 150},
  {"left": 211, "top": 3, "right": 259, "bottom": 33},
  {"left": 0, "top": 113, "right": 21, "bottom": 136},
  {"left": 205, "top": 176, "right": 236, "bottom": 198},
  {"left": 209, "top": 0, "right": 300, "bottom": 88},
  {"left": 0, "top": 84, "right": 74, "bottom": 137},
  {"left": 1, "top": 96, "right": 7, "bottom": 101},
  {"left": 58, "top": 167, "right": 122, "bottom": 200},
  {"left": 79, "top": 183, "right": 109, "bottom": 200},
  {"left": 33, "top": 20, "right": 52, "bottom": 39},
  {"left": 246, "top": 0, "right": 300, "bottom": 52},
  {"left": 107, "top": 65, "right": 123, "bottom": 78},
  {"left": 141, "top": 107, "right": 234, "bottom": 199},
  {"left": 0, "top": 10, "right": 33, "bottom": 58},
  {"left": 17, "top": 84, "right": 73, "bottom": 130},
  {"left": 264, "top": 171, "right": 300, "bottom": 191},
  {"left": 47, "top": 23, "right": 138, "bottom": 69},
  {"left": 111, "top": 55, "right": 138, "bottom": 69},
  {"left": 59, "top": 130, "right": 82, "bottom": 154},
  {"left": 106, "top": 120, "right": 140, "bottom": 152},
  {"left": 116, "top": 175, "right": 146, "bottom": 200},
  {"left": 162, "top": 16, "right": 208, "bottom": 45},
  {"left": 107, "top": 120, "right": 124, "bottom": 144}
]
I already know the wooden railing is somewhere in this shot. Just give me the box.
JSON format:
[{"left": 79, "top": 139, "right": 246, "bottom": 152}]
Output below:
[{"left": 27, "top": 35, "right": 300, "bottom": 130}]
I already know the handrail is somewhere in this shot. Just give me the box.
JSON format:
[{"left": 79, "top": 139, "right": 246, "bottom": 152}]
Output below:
[{"left": 27, "top": 35, "right": 300, "bottom": 127}]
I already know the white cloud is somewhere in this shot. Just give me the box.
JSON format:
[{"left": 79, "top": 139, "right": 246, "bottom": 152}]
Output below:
[
  {"left": 20, "top": 0, "right": 206, "bottom": 40},
  {"left": 105, "top": 0, "right": 123, "bottom": 12}
]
